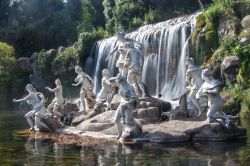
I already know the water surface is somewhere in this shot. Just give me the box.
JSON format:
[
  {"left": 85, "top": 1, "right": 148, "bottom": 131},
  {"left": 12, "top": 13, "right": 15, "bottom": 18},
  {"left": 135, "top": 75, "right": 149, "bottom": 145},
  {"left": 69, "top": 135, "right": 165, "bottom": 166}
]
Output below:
[{"left": 0, "top": 110, "right": 250, "bottom": 166}]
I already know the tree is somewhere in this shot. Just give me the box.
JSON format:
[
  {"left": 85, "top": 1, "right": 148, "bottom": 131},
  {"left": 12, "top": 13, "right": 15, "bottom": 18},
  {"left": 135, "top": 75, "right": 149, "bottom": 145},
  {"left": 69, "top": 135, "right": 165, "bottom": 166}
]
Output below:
[
  {"left": 0, "top": 42, "right": 16, "bottom": 69},
  {"left": 77, "top": 0, "right": 96, "bottom": 33}
]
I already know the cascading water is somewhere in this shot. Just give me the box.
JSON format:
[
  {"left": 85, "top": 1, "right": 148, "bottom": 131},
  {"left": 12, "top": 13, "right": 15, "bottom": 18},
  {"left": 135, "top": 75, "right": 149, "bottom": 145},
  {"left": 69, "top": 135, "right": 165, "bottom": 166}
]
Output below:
[{"left": 85, "top": 13, "right": 199, "bottom": 101}]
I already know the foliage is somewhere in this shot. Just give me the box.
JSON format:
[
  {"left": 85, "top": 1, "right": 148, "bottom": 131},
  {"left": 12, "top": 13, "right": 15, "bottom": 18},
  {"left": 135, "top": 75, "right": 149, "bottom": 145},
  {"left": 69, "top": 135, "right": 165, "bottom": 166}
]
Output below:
[
  {"left": 77, "top": 0, "right": 96, "bottom": 34},
  {"left": 222, "top": 84, "right": 243, "bottom": 115},
  {"left": 52, "top": 47, "right": 77, "bottom": 76},
  {"left": 240, "top": 88, "right": 250, "bottom": 118},
  {"left": 77, "top": 28, "right": 108, "bottom": 63},
  {"left": 36, "top": 49, "right": 57, "bottom": 82},
  {"left": 144, "top": 9, "right": 159, "bottom": 24},
  {"left": 0, "top": 42, "right": 16, "bottom": 69}
]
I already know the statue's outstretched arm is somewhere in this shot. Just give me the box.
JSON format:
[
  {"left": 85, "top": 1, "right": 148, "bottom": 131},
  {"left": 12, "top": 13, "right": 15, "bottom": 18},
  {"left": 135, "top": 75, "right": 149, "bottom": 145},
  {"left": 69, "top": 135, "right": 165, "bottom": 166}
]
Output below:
[
  {"left": 46, "top": 86, "right": 59, "bottom": 92},
  {"left": 105, "top": 46, "right": 118, "bottom": 61},
  {"left": 13, "top": 94, "right": 31, "bottom": 103}
]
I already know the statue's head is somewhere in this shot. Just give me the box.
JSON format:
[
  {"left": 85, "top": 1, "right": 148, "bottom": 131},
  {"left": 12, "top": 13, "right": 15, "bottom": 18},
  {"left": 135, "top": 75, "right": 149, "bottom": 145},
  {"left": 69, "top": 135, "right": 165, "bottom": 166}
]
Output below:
[
  {"left": 186, "top": 57, "right": 194, "bottom": 66},
  {"left": 25, "top": 84, "right": 34, "bottom": 92},
  {"left": 124, "top": 42, "right": 133, "bottom": 49},
  {"left": 102, "top": 69, "right": 110, "bottom": 77},
  {"left": 55, "top": 78, "right": 61, "bottom": 86},
  {"left": 75, "top": 66, "right": 82, "bottom": 73},
  {"left": 201, "top": 69, "right": 212, "bottom": 80},
  {"left": 116, "top": 31, "right": 125, "bottom": 40}
]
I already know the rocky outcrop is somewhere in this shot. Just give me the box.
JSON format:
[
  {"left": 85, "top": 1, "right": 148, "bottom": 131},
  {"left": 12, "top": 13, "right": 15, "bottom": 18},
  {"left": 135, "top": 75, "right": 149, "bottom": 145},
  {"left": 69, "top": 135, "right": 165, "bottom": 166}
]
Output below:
[
  {"left": 218, "top": 12, "right": 241, "bottom": 42},
  {"left": 143, "top": 120, "right": 246, "bottom": 142},
  {"left": 241, "top": 15, "right": 250, "bottom": 29},
  {"left": 221, "top": 56, "right": 240, "bottom": 85}
]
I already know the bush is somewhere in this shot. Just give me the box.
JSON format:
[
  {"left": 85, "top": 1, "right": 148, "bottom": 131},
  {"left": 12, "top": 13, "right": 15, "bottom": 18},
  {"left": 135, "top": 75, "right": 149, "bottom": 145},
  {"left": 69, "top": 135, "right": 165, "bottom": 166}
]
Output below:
[
  {"left": 53, "top": 47, "right": 77, "bottom": 75},
  {"left": 222, "top": 84, "right": 243, "bottom": 115},
  {"left": 240, "top": 88, "right": 250, "bottom": 118},
  {"left": 36, "top": 49, "right": 57, "bottom": 82},
  {"left": 77, "top": 29, "right": 108, "bottom": 63}
]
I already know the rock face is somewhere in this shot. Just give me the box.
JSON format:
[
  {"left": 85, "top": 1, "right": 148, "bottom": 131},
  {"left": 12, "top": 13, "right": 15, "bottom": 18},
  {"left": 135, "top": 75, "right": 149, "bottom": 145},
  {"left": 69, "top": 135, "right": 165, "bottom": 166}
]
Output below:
[
  {"left": 218, "top": 12, "right": 241, "bottom": 42},
  {"left": 39, "top": 116, "right": 64, "bottom": 131},
  {"left": 143, "top": 120, "right": 246, "bottom": 142},
  {"left": 221, "top": 56, "right": 240, "bottom": 85}
]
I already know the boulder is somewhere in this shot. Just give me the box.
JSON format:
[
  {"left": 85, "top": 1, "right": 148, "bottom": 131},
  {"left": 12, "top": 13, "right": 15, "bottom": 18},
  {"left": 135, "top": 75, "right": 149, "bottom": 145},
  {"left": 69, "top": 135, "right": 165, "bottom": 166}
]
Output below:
[
  {"left": 218, "top": 12, "right": 241, "bottom": 42},
  {"left": 241, "top": 15, "right": 250, "bottom": 29},
  {"left": 39, "top": 116, "right": 64, "bottom": 131},
  {"left": 71, "top": 101, "right": 106, "bottom": 125},
  {"left": 221, "top": 56, "right": 240, "bottom": 85},
  {"left": 134, "top": 107, "right": 160, "bottom": 124}
]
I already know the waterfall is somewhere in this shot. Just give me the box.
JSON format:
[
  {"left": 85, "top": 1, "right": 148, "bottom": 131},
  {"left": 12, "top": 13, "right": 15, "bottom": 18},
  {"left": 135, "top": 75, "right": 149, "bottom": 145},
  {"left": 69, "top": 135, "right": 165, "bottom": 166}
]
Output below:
[{"left": 85, "top": 13, "right": 199, "bottom": 101}]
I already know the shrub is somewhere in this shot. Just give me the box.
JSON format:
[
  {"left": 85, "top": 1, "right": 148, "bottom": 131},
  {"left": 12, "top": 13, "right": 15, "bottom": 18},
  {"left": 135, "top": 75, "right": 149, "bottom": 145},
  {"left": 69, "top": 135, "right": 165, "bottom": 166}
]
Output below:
[
  {"left": 0, "top": 42, "right": 16, "bottom": 69},
  {"left": 240, "top": 88, "right": 250, "bottom": 118},
  {"left": 36, "top": 49, "right": 57, "bottom": 82},
  {"left": 53, "top": 47, "right": 77, "bottom": 73},
  {"left": 222, "top": 84, "right": 243, "bottom": 115}
]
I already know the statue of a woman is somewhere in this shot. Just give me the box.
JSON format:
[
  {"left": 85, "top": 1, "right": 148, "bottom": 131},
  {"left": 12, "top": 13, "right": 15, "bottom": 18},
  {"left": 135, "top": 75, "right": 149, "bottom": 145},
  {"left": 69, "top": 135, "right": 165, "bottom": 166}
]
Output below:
[
  {"left": 45, "top": 78, "right": 64, "bottom": 118},
  {"left": 97, "top": 69, "right": 115, "bottom": 106},
  {"left": 185, "top": 58, "right": 204, "bottom": 117},
  {"left": 196, "top": 69, "right": 230, "bottom": 127},
  {"left": 72, "top": 66, "right": 96, "bottom": 111},
  {"left": 13, "top": 84, "right": 51, "bottom": 131}
]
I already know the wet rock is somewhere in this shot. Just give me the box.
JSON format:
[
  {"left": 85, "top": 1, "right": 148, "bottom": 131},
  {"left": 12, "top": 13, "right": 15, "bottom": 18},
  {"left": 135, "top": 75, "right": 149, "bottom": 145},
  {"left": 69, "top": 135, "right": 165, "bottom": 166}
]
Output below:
[
  {"left": 221, "top": 56, "right": 240, "bottom": 85},
  {"left": 120, "top": 123, "right": 142, "bottom": 141},
  {"left": 39, "top": 116, "right": 63, "bottom": 132},
  {"left": 143, "top": 120, "right": 246, "bottom": 142},
  {"left": 135, "top": 107, "right": 160, "bottom": 124}
]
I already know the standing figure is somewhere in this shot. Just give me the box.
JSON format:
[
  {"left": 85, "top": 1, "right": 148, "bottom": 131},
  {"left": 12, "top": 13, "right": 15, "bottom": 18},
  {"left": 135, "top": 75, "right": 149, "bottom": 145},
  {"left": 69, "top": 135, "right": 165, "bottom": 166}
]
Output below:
[
  {"left": 185, "top": 58, "right": 204, "bottom": 117},
  {"left": 72, "top": 66, "right": 96, "bottom": 111},
  {"left": 45, "top": 79, "right": 64, "bottom": 118},
  {"left": 124, "top": 42, "right": 146, "bottom": 97},
  {"left": 97, "top": 69, "right": 115, "bottom": 107},
  {"left": 13, "top": 84, "right": 51, "bottom": 131},
  {"left": 106, "top": 32, "right": 142, "bottom": 77},
  {"left": 110, "top": 75, "right": 138, "bottom": 139},
  {"left": 196, "top": 69, "right": 230, "bottom": 127}
]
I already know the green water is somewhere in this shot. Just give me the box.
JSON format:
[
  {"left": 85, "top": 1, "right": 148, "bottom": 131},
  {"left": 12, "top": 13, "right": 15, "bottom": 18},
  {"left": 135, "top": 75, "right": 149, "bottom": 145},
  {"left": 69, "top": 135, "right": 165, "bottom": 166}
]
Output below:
[{"left": 0, "top": 109, "right": 250, "bottom": 166}]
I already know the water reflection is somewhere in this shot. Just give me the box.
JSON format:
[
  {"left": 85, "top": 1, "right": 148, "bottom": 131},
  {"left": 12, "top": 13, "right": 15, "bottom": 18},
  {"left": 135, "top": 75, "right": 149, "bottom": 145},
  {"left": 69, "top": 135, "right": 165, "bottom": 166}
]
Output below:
[
  {"left": 22, "top": 132, "right": 248, "bottom": 166},
  {"left": 1, "top": 110, "right": 250, "bottom": 165}
]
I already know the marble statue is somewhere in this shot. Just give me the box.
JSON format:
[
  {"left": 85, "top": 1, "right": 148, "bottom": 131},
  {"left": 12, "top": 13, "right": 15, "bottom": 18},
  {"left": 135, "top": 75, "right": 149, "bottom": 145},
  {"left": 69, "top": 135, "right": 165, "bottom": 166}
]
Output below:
[
  {"left": 196, "top": 69, "right": 231, "bottom": 127},
  {"left": 185, "top": 57, "right": 204, "bottom": 117},
  {"left": 13, "top": 84, "right": 51, "bottom": 131},
  {"left": 110, "top": 75, "right": 138, "bottom": 139},
  {"left": 124, "top": 42, "right": 146, "bottom": 97},
  {"left": 45, "top": 79, "right": 64, "bottom": 118},
  {"left": 72, "top": 66, "right": 96, "bottom": 111},
  {"left": 96, "top": 69, "right": 115, "bottom": 108},
  {"left": 105, "top": 32, "right": 142, "bottom": 77}
]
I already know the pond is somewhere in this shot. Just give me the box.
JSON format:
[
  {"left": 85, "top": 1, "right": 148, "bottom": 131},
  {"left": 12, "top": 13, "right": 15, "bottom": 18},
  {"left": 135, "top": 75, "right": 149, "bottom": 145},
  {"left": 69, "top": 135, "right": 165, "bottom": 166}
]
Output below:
[{"left": 0, "top": 109, "right": 250, "bottom": 166}]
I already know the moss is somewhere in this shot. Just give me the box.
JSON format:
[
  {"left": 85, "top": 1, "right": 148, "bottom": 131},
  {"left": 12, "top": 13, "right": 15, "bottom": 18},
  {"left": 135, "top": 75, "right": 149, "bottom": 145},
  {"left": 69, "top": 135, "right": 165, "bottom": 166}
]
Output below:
[
  {"left": 237, "top": 60, "right": 250, "bottom": 85},
  {"left": 240, "top": 88, "right": 250, "bottom": 119},
  {"left": 222, "top": 84, "right": 243, "bottom": 115},
  {"left": 196, "top": 13, "right": 206, "bottom": 29},
  {"left": 191, "top": 28, "right": 202, "bottom": 46}
]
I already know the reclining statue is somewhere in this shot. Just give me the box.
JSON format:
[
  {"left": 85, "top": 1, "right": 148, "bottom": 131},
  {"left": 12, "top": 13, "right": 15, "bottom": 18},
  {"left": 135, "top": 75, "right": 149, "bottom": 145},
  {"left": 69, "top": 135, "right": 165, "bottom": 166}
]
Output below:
[
  {"left": 45, "top": 78, "right": 64, "bottom": 118},
  {"left": 196, "top": 69, "right": 234, "bottom": 127},
  {"left": 110, "top": 74, "right": 139, "bottom": 139},
  {"left": 13, "top": 84, "right": 51, "bottom": 131},
  {"left": 72, "top": 66, "right": 96, "bottom": 111}
]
